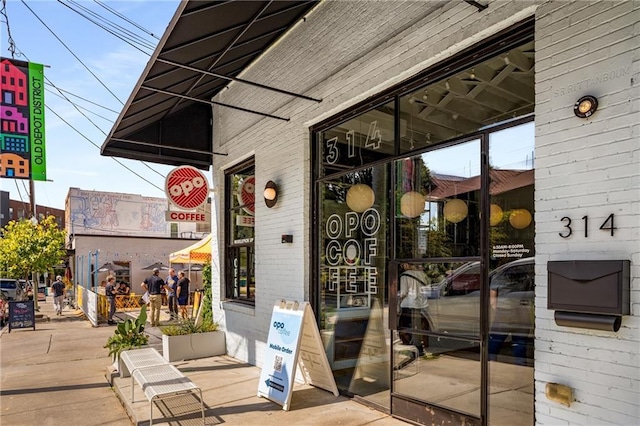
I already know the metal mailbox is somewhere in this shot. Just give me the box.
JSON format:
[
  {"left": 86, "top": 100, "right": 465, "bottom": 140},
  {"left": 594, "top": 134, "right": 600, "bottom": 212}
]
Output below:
[{"left": 547, "top": 260, "right": 629, "bottom": 332}]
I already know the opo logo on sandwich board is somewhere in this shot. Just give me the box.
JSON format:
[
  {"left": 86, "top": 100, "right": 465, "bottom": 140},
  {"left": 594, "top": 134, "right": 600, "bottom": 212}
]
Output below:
[{"left": 165, "top": 166, "right": 209, "bottom": 209}]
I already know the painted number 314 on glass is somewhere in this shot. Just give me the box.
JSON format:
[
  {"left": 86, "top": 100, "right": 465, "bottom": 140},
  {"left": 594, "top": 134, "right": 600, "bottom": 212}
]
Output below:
[{"left": 559, "top": 213, "right": 616, "bottom": 238}]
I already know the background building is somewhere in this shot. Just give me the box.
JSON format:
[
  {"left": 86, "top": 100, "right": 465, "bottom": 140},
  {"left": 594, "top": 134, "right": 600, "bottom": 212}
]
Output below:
[
  {"left": 0, "top": 190, "right": 65, "bottom": 229},
  {"left": 65, "top": 187, "right": 210, "bottom": 293}
]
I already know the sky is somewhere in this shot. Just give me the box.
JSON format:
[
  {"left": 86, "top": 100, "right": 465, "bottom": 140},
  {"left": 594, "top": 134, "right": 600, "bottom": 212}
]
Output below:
[{"left": 1, "top": 0, "right": 182, "bottom": 211}]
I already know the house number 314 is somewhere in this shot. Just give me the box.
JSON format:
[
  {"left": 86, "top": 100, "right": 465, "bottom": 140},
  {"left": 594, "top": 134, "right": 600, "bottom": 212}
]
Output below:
[{"left": 559, "top": 214, "right": 616, "bottom": 238}]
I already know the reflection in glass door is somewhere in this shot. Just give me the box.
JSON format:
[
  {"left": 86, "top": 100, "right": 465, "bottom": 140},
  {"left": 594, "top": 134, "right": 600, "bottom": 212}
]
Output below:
[
  {"left": 392, "top": 139, "right": 483, "bottom": 421},
  {"left": 488, "top": 122, "right": 535, "bottom": 426}
]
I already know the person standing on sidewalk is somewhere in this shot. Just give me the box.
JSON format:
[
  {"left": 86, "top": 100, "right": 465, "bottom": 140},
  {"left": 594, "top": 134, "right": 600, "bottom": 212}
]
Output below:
[
  {"left": 51, "top": 276, "right": 66, "bottom": 316},
  {"left": 176, "top": 270, "right": 190, "bottom": 320},
  {"left": 105, "top": 276, "right": 118, "bottom": 325},
  {"left": 142, "top": 268, "right": 169, "bottom": 327},
  {"left": 165, "top": 268, "right": 179, "bottom": 321}
]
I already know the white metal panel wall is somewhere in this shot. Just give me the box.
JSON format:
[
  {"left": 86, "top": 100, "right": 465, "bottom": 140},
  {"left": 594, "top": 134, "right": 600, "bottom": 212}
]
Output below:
[{"left": 535, "top": 1, "right": 640, "bottom": 424}]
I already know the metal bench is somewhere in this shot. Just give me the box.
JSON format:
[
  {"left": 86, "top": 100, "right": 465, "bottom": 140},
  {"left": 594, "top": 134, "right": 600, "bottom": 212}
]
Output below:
[
  {"left": 131, "top": 364, "right": 205, "bottom": 425},
  {"left": 119, "top": 347, "right": 167, "bottom": 378}
]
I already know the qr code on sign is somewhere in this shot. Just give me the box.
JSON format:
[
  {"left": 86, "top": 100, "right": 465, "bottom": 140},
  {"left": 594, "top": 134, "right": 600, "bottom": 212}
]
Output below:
[{"left": 273, "top": 355, "right": 283, "bottom": 373}]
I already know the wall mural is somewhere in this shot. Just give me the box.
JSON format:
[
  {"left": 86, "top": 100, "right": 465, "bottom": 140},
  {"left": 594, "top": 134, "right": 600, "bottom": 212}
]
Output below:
[{"left": 68, "top": 188, "right": 168, "bottom": 236}]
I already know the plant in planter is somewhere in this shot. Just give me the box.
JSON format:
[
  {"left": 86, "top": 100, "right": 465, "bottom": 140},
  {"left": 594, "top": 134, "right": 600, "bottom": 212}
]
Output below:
[
  {"left": 161, "top": 318, "right": 218, "bottom": 336},
  {"left": 104, "top": 305, "right": 149, "bottom": 362},
  {"left": 160, "top": 318, "right": 224, "bottom": 362}
]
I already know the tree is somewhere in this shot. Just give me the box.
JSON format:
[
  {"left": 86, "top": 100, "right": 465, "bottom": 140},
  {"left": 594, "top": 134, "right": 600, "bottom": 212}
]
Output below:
[{"left": 0, "top": 216, "right": 67, "bottom": 280}]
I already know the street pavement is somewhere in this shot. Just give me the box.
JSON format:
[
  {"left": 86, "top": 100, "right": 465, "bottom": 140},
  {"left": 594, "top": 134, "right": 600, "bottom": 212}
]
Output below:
[{"left": 1, "top": 296, "right": 408, "bottom": 426}]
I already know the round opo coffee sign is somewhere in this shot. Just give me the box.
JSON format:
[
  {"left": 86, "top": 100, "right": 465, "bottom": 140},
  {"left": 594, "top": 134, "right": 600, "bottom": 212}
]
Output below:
[
  {"left": 237, "top": 175, "right": 255, "bottom": 215},
  {"left": 165, "top": 166, "right": 209, "bottom": 209}
]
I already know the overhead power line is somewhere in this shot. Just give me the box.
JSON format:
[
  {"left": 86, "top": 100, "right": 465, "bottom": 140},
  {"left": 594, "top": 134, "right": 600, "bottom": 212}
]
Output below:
[
  {"left": 45, "top": 88, "right": 116, "bottom": 123},
  {"left": 45, "top": 85, "right": 121, "bottom": 114},
  {"left": 4, "top": 0, "right": 168, "bottom": 196},
  {"left": 57, "top": 0, "right": 154, "bottom": 56},
  {"left": 45, "top": 105, "right": 164, "bottom": 193},
  {"left": 61, "top": 0, "right": 157, "bottom": 51},
  {"left": 17, "top": 2, "right": 166, "bottom": 180},
  {"left": 0, "top": 0, "right": 17, "bottom": 58},
  {"left": 21, "top": 0, "right": 125, "bottom": 105},
  {"left": 94, "top": 0, "right": 160, "bottom": 41}
]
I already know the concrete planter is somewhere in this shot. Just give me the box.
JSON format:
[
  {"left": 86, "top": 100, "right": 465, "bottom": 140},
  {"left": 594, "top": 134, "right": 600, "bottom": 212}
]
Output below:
[{"left": 162, "top": 331, "right": 225, "bottom": 362}]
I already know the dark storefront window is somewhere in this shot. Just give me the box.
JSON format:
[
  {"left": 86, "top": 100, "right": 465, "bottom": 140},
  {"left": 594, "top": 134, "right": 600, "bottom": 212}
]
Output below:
[
  {"left": 313, "top": 27, "right": 534, "bottom": 425},
  {"left": 317, "top": 106, "right": 391, "bottom": 404},
  {"left": 225, "top": 159, "right": 255, "bottom": 305}
]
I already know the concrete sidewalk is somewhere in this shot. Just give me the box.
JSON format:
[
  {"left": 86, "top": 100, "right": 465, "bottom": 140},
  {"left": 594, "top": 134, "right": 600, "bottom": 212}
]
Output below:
[{"left": 1, "top": 296, "right": 407, "bottom": 426}]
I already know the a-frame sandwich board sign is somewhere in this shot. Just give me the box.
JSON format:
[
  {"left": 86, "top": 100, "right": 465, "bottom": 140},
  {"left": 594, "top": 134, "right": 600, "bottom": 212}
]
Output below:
[{"left": 257, "top": 299, "right": 339, "bottom": 411}]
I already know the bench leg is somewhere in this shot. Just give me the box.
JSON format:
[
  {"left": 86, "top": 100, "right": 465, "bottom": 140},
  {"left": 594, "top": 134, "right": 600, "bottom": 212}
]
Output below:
[
  {"left": 198, "top": 389, "right": 205, "bottom": 424},
  {"left": 150, "top": 399, "right": 153, "bottom": 426}
]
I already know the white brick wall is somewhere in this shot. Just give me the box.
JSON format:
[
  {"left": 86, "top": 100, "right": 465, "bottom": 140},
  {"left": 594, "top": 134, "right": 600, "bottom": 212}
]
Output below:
[
  {"left": 210, "top": 0, "right": 639, "bottom": 423},
  {"left": 535, "top": 0, "right": 640, "bottom": 424}
]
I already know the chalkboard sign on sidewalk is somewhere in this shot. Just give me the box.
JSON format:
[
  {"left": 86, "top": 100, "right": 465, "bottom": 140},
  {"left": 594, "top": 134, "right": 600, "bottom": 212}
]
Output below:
[{"left": 8, "top": 300, "right": 36, "bottom": 332}]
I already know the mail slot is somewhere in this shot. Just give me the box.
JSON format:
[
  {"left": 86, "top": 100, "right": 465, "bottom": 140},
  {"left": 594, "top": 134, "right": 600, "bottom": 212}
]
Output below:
[{"left": 548, "top": 260, "right": 630, "bottom": 316}]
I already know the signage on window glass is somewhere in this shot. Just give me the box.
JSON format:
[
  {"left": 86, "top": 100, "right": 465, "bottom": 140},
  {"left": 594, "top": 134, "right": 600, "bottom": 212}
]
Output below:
[{"left": 237, "top": 175, "right": 255, "bottom": 215}]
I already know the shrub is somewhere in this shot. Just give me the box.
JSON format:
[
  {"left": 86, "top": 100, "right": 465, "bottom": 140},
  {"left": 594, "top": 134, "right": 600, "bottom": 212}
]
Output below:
[
  {"left": 160, "top": 318, "right": 218, "bottom": 336},
  {"left": 104, "top": 305, "right": 149, "bottom": 360}
]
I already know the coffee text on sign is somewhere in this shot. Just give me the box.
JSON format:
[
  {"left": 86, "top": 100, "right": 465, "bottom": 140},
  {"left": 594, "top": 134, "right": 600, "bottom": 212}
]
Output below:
[{"left": 165, "top": 211, "right": 206, "bottom": 222}]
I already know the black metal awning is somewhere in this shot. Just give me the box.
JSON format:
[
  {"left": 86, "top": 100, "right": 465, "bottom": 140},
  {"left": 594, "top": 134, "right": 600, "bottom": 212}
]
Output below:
[{"left": 101, "top": 0, "right": 319, "bottom": 169}]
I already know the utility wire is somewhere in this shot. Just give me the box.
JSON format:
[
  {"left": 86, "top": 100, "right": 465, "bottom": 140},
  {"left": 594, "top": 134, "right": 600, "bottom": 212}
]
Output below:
[
  {"left": 3, "top": 0, "right": 26, "bottom": 206},
  {"left": 94, "top": 0, "right": 160, "bottom": 41},
  {"left": 0, "top": 0, "right": 17, "bottom": 58},
  {"left": 45, "top": 105, "right": 164, "bottom": 192},
  {"left": 58, "top": 0, "right": 154, "bottom": 56},
  {"left": 8, "top": 1, "right": 166, "bottom": 190},
  {"left": 17, "top": 2, "right": 166, "bottom": 179},
  {"left": 21, "top": 0, "right": 124, "bottom": 105},
  {"left": 69, "top": 0, "right": 156, "bottom": 48},
  {"left": 64, "top": 0, "right": 156, "bottom": 51},
  {"left": 45, "top": 88, "right": 116, "bottom": 123},
  {"left": 15, "top": 43, "right": 165, "bottom": 183},
  {"left": 45, "top": 85, "right": 120, "bottom": 114}
]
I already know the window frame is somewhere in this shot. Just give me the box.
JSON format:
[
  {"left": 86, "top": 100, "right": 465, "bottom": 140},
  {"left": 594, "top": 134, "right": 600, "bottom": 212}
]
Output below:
[{"left": 224, "top": 158, "right": 256, "bottom": 306}]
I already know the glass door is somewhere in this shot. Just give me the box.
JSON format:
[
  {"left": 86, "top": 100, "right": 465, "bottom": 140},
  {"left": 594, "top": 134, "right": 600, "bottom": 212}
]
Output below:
[{"left": 390, "top": 139, "right": 483, "bottom": 423}]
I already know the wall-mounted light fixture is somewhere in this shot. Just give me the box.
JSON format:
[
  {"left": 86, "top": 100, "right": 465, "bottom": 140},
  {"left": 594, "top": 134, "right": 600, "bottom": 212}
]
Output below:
[
  {"left": 264, "top": 180, "right": 278, "bottom": 208},
  {"left": 574, "top": 95, "right": 598, "bottom": 118}
]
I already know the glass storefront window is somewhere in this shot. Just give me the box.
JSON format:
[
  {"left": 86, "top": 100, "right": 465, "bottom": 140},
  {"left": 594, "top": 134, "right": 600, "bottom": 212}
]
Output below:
[
  {"left": 488, "top": 122, "right": 534, "bottom": 426},
  {"left": 398, "top": 41, "right": 534, "bottom": 155},
  {"left": 318, "top": 102, "right": 395, "bottom": 178},
  {"left": 395, "top": 139, "right": 481, "bottom": 260},
  {"left": 225, "top": 160, "right": 256, "bottom": 304},
  {"left": 317, "top": 163, "right": 389, "bottom": 402},
  {"left": 313, "top": 34, "right": 535, "bottom": 425}
]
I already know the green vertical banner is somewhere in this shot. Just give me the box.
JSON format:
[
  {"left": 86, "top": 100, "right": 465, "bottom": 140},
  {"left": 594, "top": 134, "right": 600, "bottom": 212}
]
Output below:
[{"left": 28, "top": 61, "right": 46, "bottom": 181}]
